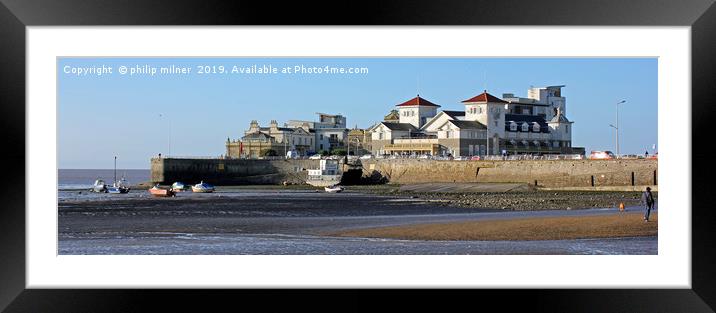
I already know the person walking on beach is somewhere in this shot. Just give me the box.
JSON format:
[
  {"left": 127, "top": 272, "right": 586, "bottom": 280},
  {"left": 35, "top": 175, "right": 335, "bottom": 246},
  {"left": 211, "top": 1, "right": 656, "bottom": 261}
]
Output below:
[{"left": 641, "top": 187, "right": 655, "bottom": 222}]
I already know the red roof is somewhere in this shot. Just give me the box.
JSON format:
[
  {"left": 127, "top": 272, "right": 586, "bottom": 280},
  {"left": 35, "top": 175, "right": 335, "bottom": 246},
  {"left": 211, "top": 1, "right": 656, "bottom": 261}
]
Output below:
[
  {"left": 396, "top": 95, "right": 441, "bottom": 107},
  {"left": 461, "top": 91, "right": 508, "bottom": 104}
]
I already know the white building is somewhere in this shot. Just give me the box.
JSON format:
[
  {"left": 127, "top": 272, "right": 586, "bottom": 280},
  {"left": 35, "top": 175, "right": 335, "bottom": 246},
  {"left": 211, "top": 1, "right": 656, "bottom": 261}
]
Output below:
[
  {"left": 286, "top": 113, "right": 348, "bottom": 153},
  {"left": 370, "top": 85, "right": 583, "bottom": 156}
]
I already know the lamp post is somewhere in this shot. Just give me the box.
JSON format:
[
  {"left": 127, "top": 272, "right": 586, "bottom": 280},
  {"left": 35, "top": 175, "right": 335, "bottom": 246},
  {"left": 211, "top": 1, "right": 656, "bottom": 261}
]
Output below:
[
  {"left": 611, "top": 100, "right": 626, "bottom": 156},
  {"left": 159, "top": 113, "right": 171, "bottom": 157}
]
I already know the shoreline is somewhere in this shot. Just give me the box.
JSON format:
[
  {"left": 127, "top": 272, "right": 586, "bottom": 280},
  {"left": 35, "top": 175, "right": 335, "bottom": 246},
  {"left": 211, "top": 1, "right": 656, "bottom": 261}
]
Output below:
[{"left": 59, "top": 183, "right": 656, "bottom": 212}]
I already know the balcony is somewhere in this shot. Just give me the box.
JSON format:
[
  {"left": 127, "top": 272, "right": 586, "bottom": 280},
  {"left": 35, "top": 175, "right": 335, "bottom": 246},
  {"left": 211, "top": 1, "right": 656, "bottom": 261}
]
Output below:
[
  {"left": 393, "top": 138, "right": 439, "bottom": 144},
  {"left": 384, "top": 143, "right": 440, "bottom": 154}
]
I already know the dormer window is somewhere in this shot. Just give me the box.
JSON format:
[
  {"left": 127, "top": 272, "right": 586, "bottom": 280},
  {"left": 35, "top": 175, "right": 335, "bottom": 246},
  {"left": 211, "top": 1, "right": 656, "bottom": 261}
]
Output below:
[
  {"left": 521, "top": 122, "right": 529, "bottom": 132},
  {"left": 532, "top": 123, "right": 540, "bottom": 132},
  {"left": 509, "top": 121, "right": 517, "bottom": 131}
]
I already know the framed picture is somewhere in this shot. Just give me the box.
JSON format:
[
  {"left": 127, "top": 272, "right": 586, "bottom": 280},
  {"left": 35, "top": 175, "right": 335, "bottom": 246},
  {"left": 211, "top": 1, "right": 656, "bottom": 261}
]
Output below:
[{"left": 2, "top": 0, "right": 715, "bottom": 311}]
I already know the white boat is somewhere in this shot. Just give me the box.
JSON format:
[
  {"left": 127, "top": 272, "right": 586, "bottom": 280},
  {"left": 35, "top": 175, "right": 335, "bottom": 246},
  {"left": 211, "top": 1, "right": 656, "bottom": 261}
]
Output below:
[
  {"left": 191, "top": 181, "right": 215, "bottom": 193},
  {"left": 91, "top": 179, "right": 107, "bottom": 193},
  {"left": 171, "top": 182, "right": 187, "bottom": 192},
  {"left": 324, "top": 185, "right": 344, "bottom": 193}
]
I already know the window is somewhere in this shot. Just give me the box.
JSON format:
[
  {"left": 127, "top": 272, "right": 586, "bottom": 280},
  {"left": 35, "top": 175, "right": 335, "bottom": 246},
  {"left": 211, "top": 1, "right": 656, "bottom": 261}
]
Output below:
[
  {"left": 566, "top": 125, "right": 569, "bottom": 133},
  {"left": 533, "top": 123, "right": 540, "bottom": 132},
  {"left": 521, "top": 123, "right": 529, "bottom": 132},
  {"left": 379, "top": 132, "right": 384, "bottom": 140},
  {"left": 510, "top": 122, "right": 517, "bottom": 131}
]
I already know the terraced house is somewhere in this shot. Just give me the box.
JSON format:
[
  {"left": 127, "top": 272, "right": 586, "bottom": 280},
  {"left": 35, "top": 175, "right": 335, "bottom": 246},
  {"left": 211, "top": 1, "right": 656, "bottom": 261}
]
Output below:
[
  {"left": 226, "top": 113, "right": 349, "bottom": 158},
  {"left": 369, "top": 85, "right": 584, "bottom": 157}
]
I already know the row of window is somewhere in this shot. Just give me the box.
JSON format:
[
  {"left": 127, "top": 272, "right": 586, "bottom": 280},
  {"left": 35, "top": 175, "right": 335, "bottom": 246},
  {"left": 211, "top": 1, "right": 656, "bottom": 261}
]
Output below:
[
  {"left": 467, "top": 107, "right": 483, "bottom": 114},
  {"left": 508, "top": 121, "right": 541, "bottom": 132},
  {"left": 444, "top": 130, "right": 485, "bottom": 139},
  {"left": 291, "top": 136, "right": 312, "bottom": 145}
]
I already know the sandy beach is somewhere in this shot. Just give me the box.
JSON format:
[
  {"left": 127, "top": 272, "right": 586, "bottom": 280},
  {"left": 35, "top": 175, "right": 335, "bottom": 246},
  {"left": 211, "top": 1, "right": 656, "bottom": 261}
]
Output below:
[{"left": 330, "top": 212, "right": 657, "bottom": 241}]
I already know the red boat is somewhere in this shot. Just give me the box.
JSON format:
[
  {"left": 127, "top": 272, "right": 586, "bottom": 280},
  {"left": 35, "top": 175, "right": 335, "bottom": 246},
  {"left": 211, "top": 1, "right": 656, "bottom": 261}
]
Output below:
[{"left": 149, "top": 185, "right": 175, "bottom": 197}]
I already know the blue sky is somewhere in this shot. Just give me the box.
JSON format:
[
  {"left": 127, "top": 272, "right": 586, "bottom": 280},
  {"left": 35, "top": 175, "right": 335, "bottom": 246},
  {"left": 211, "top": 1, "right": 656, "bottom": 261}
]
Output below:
[{"left": 58, "top": 57, "right": 657, "bottom": 169}]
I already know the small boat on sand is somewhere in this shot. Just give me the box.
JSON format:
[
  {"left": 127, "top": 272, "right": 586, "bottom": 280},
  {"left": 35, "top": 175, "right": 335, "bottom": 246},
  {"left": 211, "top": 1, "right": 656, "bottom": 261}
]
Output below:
[
  {"left": 107, "top": 156, "right": 130, "bottom": 194},
  {"left": 91, "top": 179, "right": 108, "bottom": 193},
  {"left": 108, "top": 176, "right": 130, "bottom": 194},
  {"left": 171, "top": 182, "right": 187, "bottom": 192},
  {"left": 149, "top": 185, "right": 175, "bottom": 197},
  {"left": 324, "top": 185, "right": 344, "bottom": 193},
  {"left": 191, "top": 181, "right": 215, "bottom": 193}
]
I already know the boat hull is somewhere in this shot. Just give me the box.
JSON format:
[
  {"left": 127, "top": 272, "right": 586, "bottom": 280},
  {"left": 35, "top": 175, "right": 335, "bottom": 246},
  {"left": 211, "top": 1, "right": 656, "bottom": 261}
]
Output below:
[
  {"left": 107, "top": 187, "right": 130, "bottom": 194},
  {"left": 149, "top": 188, "right": 175, "bottom": 197},
  {"left": 191, "top": 187, "right": 214, "bottom": 193},
  {"left": 324, "top": 186, "right": 344, "bottom": 193},
  {"left": 91, "top": 186, "right": 107, "bottom": 193},
  {"left": 171, "top": 182, "right": 186, "bottom": 192}
]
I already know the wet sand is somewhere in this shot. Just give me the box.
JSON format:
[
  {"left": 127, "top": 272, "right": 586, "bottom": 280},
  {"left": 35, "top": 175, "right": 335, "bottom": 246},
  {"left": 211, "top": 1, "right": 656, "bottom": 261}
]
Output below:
[
  {"left": 330, "top": 212, "right": 658, "bottom": 241},
  {"left": 58, "top": 188, "right": 657, "bottom": 255}
]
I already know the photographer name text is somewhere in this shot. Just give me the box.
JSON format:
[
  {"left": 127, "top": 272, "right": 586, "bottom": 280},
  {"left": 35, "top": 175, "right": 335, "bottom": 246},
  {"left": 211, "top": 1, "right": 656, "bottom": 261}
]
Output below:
[{"left": 62, "top": 64, "right": 370, "bottom": 77}]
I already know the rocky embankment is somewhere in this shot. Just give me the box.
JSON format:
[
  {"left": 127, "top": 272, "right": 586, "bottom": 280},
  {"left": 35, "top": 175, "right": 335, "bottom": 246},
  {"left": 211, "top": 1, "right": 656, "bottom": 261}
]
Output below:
[{"left": 354, "top": 185, "right": 655, "bottom": 211}]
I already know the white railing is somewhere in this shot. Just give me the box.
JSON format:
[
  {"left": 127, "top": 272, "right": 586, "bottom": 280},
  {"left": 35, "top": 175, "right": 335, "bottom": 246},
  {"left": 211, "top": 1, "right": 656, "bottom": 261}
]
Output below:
[
  {"left": 393, "top": 138, "right": 439, "bottom": 144},
  {"left": 155, "top": 156, "right": 225, "bottom": 160},
  {"left": 307, "top": 174, "right": 342, "bottom": 181},
  {"left": 371, "top": 154, "right": 588, "bottom": 161}
]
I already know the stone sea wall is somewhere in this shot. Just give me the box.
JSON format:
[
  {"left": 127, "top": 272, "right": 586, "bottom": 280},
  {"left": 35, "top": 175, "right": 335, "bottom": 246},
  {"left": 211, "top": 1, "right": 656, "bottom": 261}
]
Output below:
[
  {"left": 151, "top": 157, "right": 657, "bottom": 188},
  {"left": 360, "top": 159, "right": 658, "bottom": 187}
]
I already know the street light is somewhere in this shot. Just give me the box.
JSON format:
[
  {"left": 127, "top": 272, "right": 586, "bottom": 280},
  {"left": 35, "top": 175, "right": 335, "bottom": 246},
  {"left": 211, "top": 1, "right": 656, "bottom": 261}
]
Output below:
[
  {"left": 613, "top": 100, "right": 626, "bottom": 156},
  {"left": 159, "top": 113, "right": 171, "bottom": 157}
]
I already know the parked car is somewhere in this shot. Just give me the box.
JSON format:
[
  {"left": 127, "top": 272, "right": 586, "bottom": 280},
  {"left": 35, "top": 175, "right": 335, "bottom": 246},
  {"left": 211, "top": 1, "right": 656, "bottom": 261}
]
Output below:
[
  {"left": 470, "top": 156, "right": 481, "bottom": 161},
  {"left": 360, "top": 154, "right": 373, "bottom": 160},
  {"left": 309, "top": 154, "right": 323, "bottom": 160},
  {"left": 589, "top": 151, "right": 615, "bottom": 160}
]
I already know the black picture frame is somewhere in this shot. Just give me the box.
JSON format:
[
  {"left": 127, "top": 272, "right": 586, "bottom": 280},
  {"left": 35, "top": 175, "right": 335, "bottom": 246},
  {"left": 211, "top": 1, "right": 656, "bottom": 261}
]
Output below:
[{"left": 1, "top": 0, "right": 714, "bottom": 311}]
